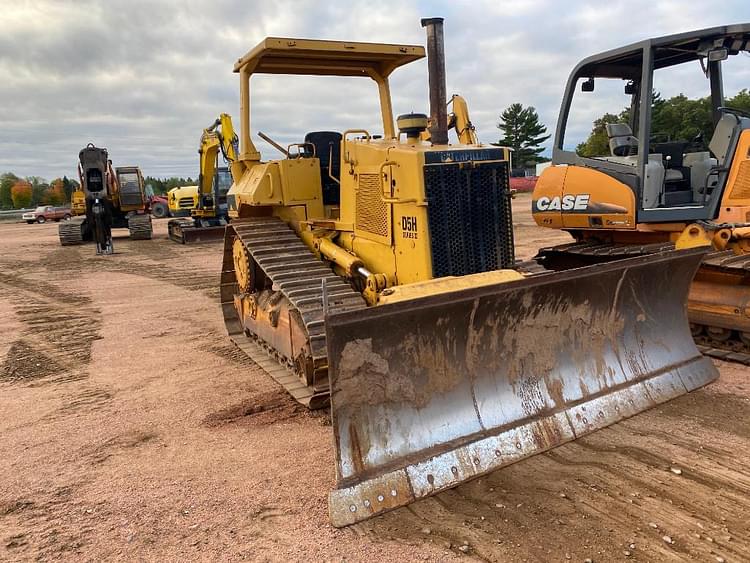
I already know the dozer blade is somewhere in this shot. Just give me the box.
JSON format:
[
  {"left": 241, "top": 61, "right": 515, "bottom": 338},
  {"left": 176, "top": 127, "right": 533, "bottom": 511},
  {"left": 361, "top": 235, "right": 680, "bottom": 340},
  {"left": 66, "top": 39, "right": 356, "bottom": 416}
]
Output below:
[
  {"left": 168, "top": 218, "right": 225, "bottom": 244},
  {"left": 325, "top": 248, "right": 717, "bottom": 527}
]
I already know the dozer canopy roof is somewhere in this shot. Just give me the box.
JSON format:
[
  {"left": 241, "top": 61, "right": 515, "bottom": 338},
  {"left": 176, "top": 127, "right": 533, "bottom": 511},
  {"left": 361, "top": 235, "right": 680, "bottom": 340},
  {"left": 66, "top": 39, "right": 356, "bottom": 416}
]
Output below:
[
  {"left": 233, "top": 37, "right": 425, "bottom": 78},
  {"left": 572, "top": 23, "right": 750, "bottom": 79}
]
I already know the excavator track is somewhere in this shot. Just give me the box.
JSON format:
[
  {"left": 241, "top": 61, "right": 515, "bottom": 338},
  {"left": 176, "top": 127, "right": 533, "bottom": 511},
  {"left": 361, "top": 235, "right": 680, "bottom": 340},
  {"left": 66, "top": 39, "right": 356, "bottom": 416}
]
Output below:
[
  {"left": 58, "top": 217, "right": 87, "bottom": 246},
  {"left": 127, "top": 214, "right": 153, "bottom": 240},
  {"left": 221, "top": 217, "right": 366, "bottom": 408},
  {"left": 536, "top": 242, "right": 750, "bottom": 364}
]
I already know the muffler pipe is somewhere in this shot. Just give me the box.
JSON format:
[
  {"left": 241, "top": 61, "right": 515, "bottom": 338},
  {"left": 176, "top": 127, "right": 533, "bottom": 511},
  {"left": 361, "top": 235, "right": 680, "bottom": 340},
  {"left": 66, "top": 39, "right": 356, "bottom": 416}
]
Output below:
[{"left": 421, "top": 17, "right": 448, "bottom": 145}]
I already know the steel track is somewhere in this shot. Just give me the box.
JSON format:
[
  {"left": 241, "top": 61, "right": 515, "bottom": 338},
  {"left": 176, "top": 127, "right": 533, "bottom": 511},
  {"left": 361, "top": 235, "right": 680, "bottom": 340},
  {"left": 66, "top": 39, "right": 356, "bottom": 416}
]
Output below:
[
  {"left": 58, "top": 217, "right": 86, "bottom": 246},
  {"left": 127, "top": 214, "right": 152, "bottom": 240},
  {"left": 221, "top": 217, "right": 366, "bottom": 408}
]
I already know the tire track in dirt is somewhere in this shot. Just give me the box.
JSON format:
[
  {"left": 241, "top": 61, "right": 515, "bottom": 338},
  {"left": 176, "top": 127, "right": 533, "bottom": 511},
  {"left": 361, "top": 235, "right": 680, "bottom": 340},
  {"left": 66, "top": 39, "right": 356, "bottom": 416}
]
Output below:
[
  {"left": 0, "top": 480, "right": 106, "bottom": 559},
  {"left": 0, "top": 271, "right": 101, "bottom": 387},
  {"left": 357, "top": 389, "right": 750, "bottom": 562},
  {"left": 44, "top": 238, "right": 222, "bottom": 300}
]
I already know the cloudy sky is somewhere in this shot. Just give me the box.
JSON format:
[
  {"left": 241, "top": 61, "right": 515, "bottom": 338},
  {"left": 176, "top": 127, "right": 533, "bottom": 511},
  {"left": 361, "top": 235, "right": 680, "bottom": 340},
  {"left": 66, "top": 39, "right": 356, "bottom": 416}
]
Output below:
[{"left": 1, "top": 0, "right": 748, "bottom": 180}]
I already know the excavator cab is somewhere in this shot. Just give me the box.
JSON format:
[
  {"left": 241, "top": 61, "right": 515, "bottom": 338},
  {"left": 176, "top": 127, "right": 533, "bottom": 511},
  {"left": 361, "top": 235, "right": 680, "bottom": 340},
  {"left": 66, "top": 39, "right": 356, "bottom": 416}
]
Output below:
[
  {"left": 535, "top": 24, "right": 750, "bottom": 228},
  {"left": 115, "top": 166, "right": 147, "bottom": 208}
]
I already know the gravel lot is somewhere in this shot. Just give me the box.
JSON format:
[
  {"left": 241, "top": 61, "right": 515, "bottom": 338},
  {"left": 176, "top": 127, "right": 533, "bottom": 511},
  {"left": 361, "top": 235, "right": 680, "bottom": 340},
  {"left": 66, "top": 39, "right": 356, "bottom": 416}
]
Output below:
[{"left": 1, "top": 194, "right": 748, "bottom": 561}]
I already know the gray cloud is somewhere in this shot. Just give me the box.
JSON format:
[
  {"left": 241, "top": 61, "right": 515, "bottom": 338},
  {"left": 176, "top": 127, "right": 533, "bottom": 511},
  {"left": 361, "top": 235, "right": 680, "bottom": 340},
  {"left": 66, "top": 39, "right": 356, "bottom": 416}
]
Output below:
[{"left": 0, "top": 0, "right": 747, "bottom": 179}]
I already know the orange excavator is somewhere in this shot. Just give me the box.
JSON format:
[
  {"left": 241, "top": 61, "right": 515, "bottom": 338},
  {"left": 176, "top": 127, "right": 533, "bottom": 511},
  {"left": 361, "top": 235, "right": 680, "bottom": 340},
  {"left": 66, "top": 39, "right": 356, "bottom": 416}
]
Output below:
[{"left": 532, "top": 24, "right": 750, "bottom": 363}]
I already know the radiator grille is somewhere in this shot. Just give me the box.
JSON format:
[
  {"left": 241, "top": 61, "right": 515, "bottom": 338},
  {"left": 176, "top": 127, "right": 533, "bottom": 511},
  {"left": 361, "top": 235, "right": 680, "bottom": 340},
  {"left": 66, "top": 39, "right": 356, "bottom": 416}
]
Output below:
[
  {"left": 356, "top": 173, "right": 389, "bottom": 237},
  {"left": 730, "top": 160, "right": 750, "bottom": 200},
  {"left": 424, "top": 161, "right": 514, "bottom": 277}
]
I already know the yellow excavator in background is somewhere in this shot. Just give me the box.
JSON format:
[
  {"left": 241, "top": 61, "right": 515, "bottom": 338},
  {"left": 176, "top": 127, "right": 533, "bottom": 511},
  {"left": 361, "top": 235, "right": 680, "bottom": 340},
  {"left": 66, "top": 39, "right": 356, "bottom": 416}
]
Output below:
[
  {"left": 168, "top": 113, "right": 239, "bottom": 243},
  {"left": 420, "top": 93, "right": 478, "bottom": 145},
  {"left": 220, "top": 18, "right": 716, "bottom": 527},
  {"left": 532, "top": 24, "right": 750, "bottom": 363}
]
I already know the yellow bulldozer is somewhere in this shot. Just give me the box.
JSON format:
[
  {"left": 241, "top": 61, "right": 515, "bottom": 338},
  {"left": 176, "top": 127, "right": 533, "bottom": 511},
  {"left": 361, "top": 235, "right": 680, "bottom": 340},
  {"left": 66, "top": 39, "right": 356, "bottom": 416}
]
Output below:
[
  {"left": 532, "top": 23, "right": 750, "bottom": 363},
  {"left": 220, "top": 18, "right": 716, "bottom": 526}
]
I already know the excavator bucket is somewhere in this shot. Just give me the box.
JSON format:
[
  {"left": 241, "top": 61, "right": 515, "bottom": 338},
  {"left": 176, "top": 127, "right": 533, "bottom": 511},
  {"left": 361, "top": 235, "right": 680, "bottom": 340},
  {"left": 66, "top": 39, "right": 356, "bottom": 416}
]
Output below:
[{"left": 326, "top": 248, "right": 717, "bottom": 526}]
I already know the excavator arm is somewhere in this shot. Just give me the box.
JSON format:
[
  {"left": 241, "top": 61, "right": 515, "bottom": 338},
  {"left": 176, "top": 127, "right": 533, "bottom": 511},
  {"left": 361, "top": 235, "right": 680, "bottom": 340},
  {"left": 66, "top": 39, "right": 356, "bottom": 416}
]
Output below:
[
  {"left": 448, "top": 94, "right": 478, "bottom": 145},
  {"left": 420, "top": 94, "right": 478, "bottom": 144},
  {"left": 198, "top": 113, "right": 240, "bottom": 200}
]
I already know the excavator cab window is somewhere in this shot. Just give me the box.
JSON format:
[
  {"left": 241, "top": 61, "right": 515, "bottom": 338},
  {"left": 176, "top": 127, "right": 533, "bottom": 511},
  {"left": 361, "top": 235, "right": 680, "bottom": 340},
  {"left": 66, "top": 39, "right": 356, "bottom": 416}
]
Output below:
[
  {"left": 214, "top": 167, "right": 232, "bottom": 211},
  {"left": 117, "top": 170, "right": 145, "bottom": 207},
  {"left": 304, "top": 131, "right": 342, "bottom": 205},
  {"left": 214, "top": 167, "right": 232, "bottom": 196}
]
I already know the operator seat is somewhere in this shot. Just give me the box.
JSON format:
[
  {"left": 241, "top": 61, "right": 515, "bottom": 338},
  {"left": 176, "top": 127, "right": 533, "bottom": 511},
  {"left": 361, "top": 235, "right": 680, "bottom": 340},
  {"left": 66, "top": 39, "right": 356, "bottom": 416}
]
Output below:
[
  {"left": 686, "top": 112, "right": 742, "bottom": 200},
  {"left": 709, "top": 113, "right": 740, "bottom": 167},
  {"left": 304, "top": 131, "right": 342, "bottom": 206},
  {"left": 606, "top": 123, "right": 638, "bottom": 157}
]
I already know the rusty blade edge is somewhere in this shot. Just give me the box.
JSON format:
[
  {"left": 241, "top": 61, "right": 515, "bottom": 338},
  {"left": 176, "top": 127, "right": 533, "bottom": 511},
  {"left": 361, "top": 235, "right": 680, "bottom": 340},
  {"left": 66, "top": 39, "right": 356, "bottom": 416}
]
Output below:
[{"left": 328, "top": 354, "right": 716, "bottom": 527}]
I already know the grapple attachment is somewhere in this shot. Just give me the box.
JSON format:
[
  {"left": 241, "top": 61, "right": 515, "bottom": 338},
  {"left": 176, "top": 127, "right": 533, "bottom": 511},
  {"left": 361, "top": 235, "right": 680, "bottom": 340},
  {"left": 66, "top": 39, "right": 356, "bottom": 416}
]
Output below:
[{"left": 325, "top": 248, "right": 717, "bottom": 526}]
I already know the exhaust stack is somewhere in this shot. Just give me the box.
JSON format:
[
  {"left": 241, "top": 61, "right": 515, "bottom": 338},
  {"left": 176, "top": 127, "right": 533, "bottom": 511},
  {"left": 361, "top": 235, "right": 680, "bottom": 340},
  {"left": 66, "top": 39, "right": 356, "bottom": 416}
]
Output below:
[{"left": 421, "top": 17, "right": 448, "bottom": 145}]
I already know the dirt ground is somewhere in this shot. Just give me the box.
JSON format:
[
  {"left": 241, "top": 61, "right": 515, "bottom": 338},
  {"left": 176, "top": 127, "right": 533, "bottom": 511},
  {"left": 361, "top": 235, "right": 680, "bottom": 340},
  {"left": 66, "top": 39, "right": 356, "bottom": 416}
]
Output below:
[{"left": 1, "top": 193, "right": 749, "bottom": 562}]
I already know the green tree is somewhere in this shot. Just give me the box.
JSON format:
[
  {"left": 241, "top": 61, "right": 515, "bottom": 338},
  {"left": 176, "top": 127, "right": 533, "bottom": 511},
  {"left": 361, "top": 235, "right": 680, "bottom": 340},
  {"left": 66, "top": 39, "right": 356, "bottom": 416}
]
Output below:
[
  {"left": 143, "top": 176, "right": 195, "bottom": 195},
  {"left": 25, "top": 176, "right": 49, "bottom": 206},
  {"left": 61, "top": 175, "right": 78, "bottom": 202},
  {"left": 576, "top": 113, "right": 626, "bottom": 157},
  {"left": 727, "top": 89, "right": 750, "bottom": 114},
  {"left": 0, "top": 172, "right": 19, "bottom": 209},
  {"left": 497, "top": 103, "right": 551, "bottom": 169},
  {"left": 577, "top": 89, "right": 750, "bottom": 158}
]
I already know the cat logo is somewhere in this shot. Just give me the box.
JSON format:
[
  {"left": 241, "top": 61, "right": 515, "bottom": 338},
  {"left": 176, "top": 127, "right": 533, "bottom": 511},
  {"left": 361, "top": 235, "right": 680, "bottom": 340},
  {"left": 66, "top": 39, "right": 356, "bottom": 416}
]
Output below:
[{"left": 535, "top": 194, "right": 590, "bottom": 212}]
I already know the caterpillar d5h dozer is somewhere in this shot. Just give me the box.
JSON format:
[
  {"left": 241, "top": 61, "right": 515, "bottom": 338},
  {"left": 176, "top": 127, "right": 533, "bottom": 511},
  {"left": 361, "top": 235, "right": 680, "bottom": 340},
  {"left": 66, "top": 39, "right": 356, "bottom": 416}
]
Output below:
[
  {"left": 60, "top": 143, "right": 153, "bottom": 253},
  {"left": 531, "top": 24, "right": 750, "bottom": 363},
  {"left": 168, "top": 113, "right": 239, "bottom": 243},
  {"left": 220, "top": 18, "right": 717, "bottom": 527}
]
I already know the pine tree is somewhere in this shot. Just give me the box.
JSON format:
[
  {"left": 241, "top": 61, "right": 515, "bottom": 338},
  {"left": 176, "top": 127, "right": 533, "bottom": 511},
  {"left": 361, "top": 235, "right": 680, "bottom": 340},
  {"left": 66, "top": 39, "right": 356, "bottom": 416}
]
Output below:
[
  {"left": 61, "top": 175, "right": 77, "bottom": 203},
  {"left": 497, "top": 103, "right": 551, "bottom": 170}
]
